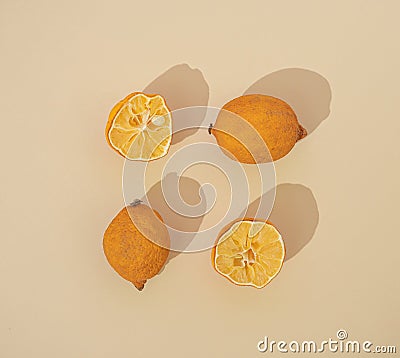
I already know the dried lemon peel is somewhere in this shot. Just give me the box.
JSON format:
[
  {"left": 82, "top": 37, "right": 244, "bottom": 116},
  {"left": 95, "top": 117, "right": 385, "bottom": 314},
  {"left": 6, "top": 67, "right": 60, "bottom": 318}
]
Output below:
[
  {"left": 213, "top": 220, "right": 285, "bottom": 288},
  {"left": 297, "top": 125, "right": 308, "bottom": 140},
  {"left": 209, "top": 123, "right": 267, "bottom": 164},
  {"left": 106, "top": 93, "right": 172, "bottom": 161},
  {"left": 211, "top": 94, "right": 307, "bottom": 163},
  {"left": 103, "top": 202, "right": 170, "bottom": 291}
]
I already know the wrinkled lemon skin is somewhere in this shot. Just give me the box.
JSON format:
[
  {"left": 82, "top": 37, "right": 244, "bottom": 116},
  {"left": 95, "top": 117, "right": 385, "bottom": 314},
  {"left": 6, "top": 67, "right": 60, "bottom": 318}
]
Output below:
[
  {"left": 103, "top": 202, "right": 170, "bottom": 291},
  {"left": 212, "top": 94, "right": 307, "bottom": 163}
]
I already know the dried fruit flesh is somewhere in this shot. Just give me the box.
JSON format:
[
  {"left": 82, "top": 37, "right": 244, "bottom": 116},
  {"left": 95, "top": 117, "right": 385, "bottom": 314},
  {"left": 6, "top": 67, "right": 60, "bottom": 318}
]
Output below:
[
  {"left": 106, "top": 92, "right": 172, "bottom": 161},
  {"left": 212, "top": 219, "right": 285, "bottom": 288}
]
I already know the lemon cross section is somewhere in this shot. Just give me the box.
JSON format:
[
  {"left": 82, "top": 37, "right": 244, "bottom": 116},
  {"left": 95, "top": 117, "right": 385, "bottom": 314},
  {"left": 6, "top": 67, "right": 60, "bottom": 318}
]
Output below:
[
  {"left": 107, "top": 93, "right": 172, "bottom": 161},
  {"left": 214, "top": 220, "right": 285, "bottom": 288}
]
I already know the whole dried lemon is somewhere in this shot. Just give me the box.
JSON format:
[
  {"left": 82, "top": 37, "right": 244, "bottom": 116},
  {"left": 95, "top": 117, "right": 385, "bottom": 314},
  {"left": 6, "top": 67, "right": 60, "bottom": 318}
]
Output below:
[
  {"left": 103, "top": 200, "right": 170, "bottom": 290},
  {"left": 211, "top": 94, "right": 307, "bottom": 163}
]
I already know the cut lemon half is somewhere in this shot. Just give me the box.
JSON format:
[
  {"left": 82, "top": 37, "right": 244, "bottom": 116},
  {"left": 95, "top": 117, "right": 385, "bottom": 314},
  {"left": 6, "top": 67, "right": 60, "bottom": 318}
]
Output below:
[
  {"left": 212, "top": 219, "right": 285, "bottom": 288},
  {"left": 106, "top": 92, "right": 172, "bottom": 160}
]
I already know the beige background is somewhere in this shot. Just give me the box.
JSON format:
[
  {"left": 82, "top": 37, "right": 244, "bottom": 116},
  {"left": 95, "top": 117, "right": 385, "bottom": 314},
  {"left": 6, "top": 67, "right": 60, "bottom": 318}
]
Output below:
[{"left": 1, "top": 0, "right": 399, "bottom": 357}]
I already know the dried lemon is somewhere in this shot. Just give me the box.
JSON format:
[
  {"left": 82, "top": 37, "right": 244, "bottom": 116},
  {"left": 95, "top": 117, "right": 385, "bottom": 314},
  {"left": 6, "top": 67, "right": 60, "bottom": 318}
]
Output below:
[
  {"left": 211, "top": 94, "right": 307, "bottom": 163},
  {"left": 105, "top": 92, "right": 172, "bottom": 160},
  {"left": 103, "top": 200, "right": 170, "bottom": 290},
  {"left": 211, "top": 219, "right": 285, "bottom": 288}
]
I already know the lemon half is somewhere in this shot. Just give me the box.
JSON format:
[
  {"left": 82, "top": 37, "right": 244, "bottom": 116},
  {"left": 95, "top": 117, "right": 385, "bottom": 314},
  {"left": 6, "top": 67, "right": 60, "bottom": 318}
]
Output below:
[
  {"left": 212, "top": 219, "right": 285, "bottom": 288},
  {"left": 106, "top": 92, "right": 172, "bottom": 160}
]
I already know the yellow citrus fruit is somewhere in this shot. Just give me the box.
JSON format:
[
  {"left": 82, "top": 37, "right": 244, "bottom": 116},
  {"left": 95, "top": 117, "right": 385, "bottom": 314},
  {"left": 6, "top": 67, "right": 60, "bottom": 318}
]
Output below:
[
  {"left": 211, "top": 218, "right": 285, "bottom": 288},
  {"left": 211, "top": 94, "right": 307, "bottom": 163},
  {"left": 105, "top": 92, "right": 172, "bottom": 160},
  {"left": 103, "top": 200, "right": 170, "bottom": 290}
]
